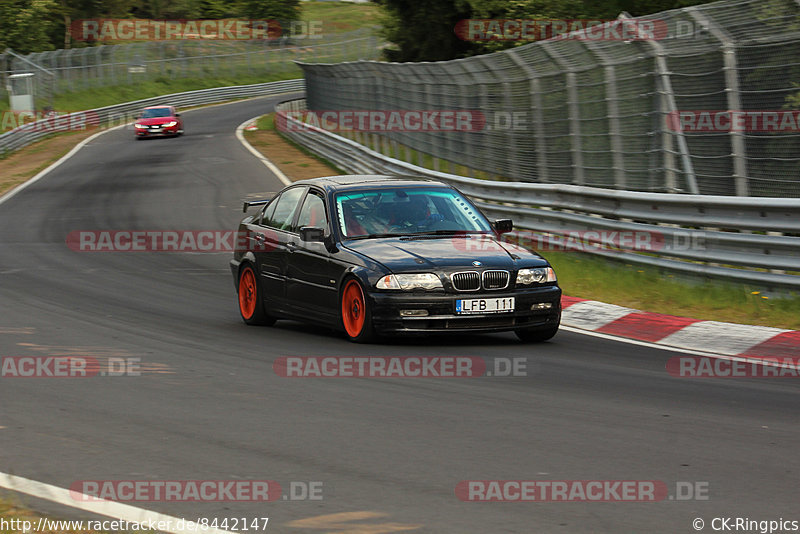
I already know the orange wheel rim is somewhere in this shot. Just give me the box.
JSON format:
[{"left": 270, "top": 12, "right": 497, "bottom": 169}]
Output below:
[
  {"left": 239, "top": 267, "right": 257, "bottom": 319},
  {"left": 342, "top": 280, "right": 366, "bottom": 337}
]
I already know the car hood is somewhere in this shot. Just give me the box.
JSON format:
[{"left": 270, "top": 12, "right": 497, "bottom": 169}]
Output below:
[
  {"left": 343, "top": 234, "right": 549, "bottom": 272},
  {"left": 137, "top": 117, "right": 176, "bottom": 125}
]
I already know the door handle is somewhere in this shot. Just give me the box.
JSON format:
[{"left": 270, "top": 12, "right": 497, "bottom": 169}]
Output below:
[
  {"left": 254, "top": 233, "right": 265, "bottom": 242},
  {"left": 287, "top": 241, "right": 297, "bottom": 251}
]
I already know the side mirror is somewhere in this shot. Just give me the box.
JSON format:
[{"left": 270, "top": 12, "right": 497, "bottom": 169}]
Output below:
[
  {"left": 174, "top": 113, "right": 180, "bottom": 117},
  {"left": 493, "top": 219, "right": 513, "bottom": 234},
  {"left": 300, "top": 226, "right": 325, "bottom": 242}
]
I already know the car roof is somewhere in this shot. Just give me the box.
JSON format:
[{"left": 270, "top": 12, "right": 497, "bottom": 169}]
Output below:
[
  {"left": 143, "top": 105, "right": 173, "bottom": 110},
  {"left": 290, "top": 175, "right": 452, "bottom": 193}
]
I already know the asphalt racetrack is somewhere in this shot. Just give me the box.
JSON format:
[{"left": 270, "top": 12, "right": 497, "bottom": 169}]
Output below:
[{"left": 1, "top": 95, "right": 798, "bottom": 533}]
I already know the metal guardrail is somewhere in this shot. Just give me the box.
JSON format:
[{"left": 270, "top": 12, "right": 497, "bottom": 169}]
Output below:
[
  {"left": 276, "top": 98, "right": 800, "bottom": 290},
  {"left": 0, "top": 79, "right": 305, "bottom": 157}
]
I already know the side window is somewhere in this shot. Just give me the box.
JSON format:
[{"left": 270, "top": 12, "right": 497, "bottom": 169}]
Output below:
[
  {"left": 295, "top": 191, "right": 328, "bottom": 233},
  {"left": 259, "top": 197, "right": 279, "bottom": 226},
  {"left": 263, "top": 187, "right": 305, "bottom": 231}
]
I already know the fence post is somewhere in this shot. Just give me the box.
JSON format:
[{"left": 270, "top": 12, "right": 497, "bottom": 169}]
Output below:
[
  {"left": 110, "top": 45, "right": 117, "bottom": 85},
  {"left": 582, "top": 41, "right": 627, "bottom": 189},
  {"left": 81, "top": 48, "right": 89, "bottom": 89},
  {"left": 474, "top": 56, "right": 521, "bottom": 180},
  {"left": 620, "top": 13, "right": 699, "bottom": 194},
  {"left": 507, "top": 49, "right": 549, "bottom": 183},
  {"left": 688, "top": 7, "right": 749, "bottom": 197},
  {"left": 456, "top": 60, "right": 489, "bottom": 178},
  {"left": 660, "top": 81, "right": 677, "bottom": 192},
  {"left": 95, "top": 47, "right": 103, "bottom": 87},
  {"left": 540, "top": 42, "right": 584, "bottom": 186}
]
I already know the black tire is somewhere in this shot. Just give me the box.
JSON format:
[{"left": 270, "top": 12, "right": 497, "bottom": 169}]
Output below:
[
  {"left": 237, "top": 264, "right": 275, "bottom": 326},
  {"left": 340, "top": 277, "right": 377, "bottom": 343}
]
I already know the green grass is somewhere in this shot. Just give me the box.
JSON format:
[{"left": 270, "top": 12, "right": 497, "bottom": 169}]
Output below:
[
  {"left": 255, "top": 113, "right": 275, "bottom": 130},
  {"left": 49, "top": 72, "right": 301, "bottom": 112},
  {"left": 253, "top": 112, "right": 347, "bottom": 174},
  {"left": 338, "top": 131, "right": 499, "bottom": 180},
  {"left": 301, "top": 1, "right": 382, "bottom": 33},
  {"left": 546, "top": 251, "right": 800, "bottom": 329},
  {"left": 1, "top": 71, "right": 305, "bottom": 116}
]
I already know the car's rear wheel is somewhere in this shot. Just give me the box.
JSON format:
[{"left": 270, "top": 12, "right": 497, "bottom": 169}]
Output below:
[
  {"left": 238, "top": 264, "right": 275, "bottom": 326},
  {"left": 515, "top": 322, "right": 559, "bottom": 343},
  {"left": 341, "top": 278, "right": 376, "bottom": 343}
]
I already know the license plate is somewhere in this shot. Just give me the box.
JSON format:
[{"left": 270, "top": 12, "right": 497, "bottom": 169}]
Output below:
[
  {"left": 455, "top": 297, "right": 515, "bottom": 314},
  {"left": 151, "top": 127, "right": 161, "bottom": 131}
]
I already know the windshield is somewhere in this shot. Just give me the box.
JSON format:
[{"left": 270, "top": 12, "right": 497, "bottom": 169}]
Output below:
[
  {"left": 335, "top": 187, "right": 492, "bottom": 239},
  {"left": 141, "top": 108, "right": 172, "bottom": 118}
]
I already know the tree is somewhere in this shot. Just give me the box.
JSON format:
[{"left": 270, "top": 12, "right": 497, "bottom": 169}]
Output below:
[
  {"left": 0, "top": 0, "right": 60, "bottom": 53},
  {"left": 376, "top": 0, "right": 721, "bottom": 61},
  {"left": 238, "top": 0, "right": 299, "bottom": 21},
  {"left": 53, "top": 0, "right": 140, "bottom": 49},
  {"left": 374, "top": 0, "right": 479, "bottom": 62}
]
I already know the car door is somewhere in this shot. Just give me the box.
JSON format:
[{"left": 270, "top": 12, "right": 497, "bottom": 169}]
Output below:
[
  {"left": 284, "top": 188, "right": 340, "bottom": 323},
  {"left": 254, "top": 186, "right": 306, "bottom": 313}
]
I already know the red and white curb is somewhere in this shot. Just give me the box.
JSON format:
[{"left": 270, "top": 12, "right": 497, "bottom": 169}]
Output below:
[{"left": 561, "top": 296, "right": 800, "bottom": 358}]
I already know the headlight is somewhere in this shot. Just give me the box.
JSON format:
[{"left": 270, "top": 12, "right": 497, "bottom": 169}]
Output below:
[
  {"left": 134, "top": 123, "right": 146, "bottom": 129},
  {"left": 516, "top": 267, "right": 556, "bottom": 286},
  {"left": 377, "top": 273, "right": 442, "bottom": 290},
  {"left": 162, "top": 121, "right": 177, "bottom": 127}
]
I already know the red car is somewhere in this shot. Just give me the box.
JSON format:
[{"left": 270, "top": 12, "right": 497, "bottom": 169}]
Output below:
[{"left": 134, "top": 105, "right": 183, "bottom": 139}]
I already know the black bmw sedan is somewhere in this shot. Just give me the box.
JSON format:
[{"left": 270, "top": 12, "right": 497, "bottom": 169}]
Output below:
[{"left": 230, "top": 175, "right": 561, "bottom": 343}]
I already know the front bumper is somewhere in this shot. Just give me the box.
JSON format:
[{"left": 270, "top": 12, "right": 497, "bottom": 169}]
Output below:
[
  {"left": 135, "top": 125, "right": 179, "bottom": 136},
  {"left": 368, "top": 285, "right": 561, "bottom": 334}
]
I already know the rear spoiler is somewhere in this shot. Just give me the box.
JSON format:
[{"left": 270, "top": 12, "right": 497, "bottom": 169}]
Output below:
[{"left": 242, "top": 196, "right": 275, "bottom": 213}]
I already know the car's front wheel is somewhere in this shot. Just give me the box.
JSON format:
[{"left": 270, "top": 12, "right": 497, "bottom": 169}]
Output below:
[
  {"left": 340, "top": 278, "right": 376, "bottom": 343},
  {"left": 238, "top": 264, "right": 275, "bottom": 326}
]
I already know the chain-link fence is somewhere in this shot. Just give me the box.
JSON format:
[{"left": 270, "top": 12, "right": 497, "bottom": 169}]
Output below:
[
  {"left": 299, "top": 0, "right": 800, "bottom": 197},
  {"left": 1, "top": 28, "right": 381, "bottom": 104}
]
